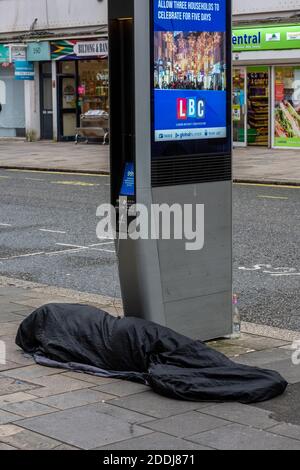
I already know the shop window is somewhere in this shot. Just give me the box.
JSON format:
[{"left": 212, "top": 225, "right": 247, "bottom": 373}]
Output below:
[
  {"left": 274, "top": 67, "right": 300, "bottom": 148},
  {"left": 78, "top": 60, "right": 109, "bottom": 114}
]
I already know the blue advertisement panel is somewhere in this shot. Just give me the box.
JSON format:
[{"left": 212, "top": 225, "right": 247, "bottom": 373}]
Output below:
[
  {"left": 120, "top": 162, "right": 135, "bottom": 197},
  {"left": 153, "top": 0, "right": 227, "bottom": 142},
  {"left": 15, "top": 61, "right": 35, "bottom": 81}
]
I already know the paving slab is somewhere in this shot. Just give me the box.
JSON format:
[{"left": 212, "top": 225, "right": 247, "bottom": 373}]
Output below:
[
  {"left": 235, "top": 348, "right": 293, "bottom": 367},
  {"left": 18, "top": 403, "right": 154, "bottom": 450},
  {"left": 0, "top": 376, "right": 39, "bottom": 397},
  {"left": 0, "top": 410, "right": 21, "bottom": 425},
  {"left": 0, "top": 426, "right": 63, "bottom": 450},
  {"left": 0, "top": 141, "right": 109, "bottom": 174},
  {"left": 34, "top": 389, "right": 115, "bottom": 410},
  {"left": 233, "top": 147, "right": 300, "bottom": 185},
  {"left": 254, "top": 359, "right": 300, "bottom": 385},
  {"left": 0, "top": 365, "right": 65, "bottom": 381},
  {"left": 0, "top": 443, "right": 16, "bottom": 450},
  {"left": 187, "top": 423, "right": 300, "bottom": 450},
  {"left": 267, "top": 423, "right": 300, "bottom": 441},
  {"left": 0, "top": 322, "right": 20, "bottom": 337},
  {"left": 96, "top": 432, "right": 212, "bottom": 451},
  {"left": 0, "top": 302, "right": 33, "bottom": 314},
  {"left": 0, "top": 287, "right": 32, "bottom": 298},
  {"left": 212, "top": 334, "right": 288, "bottom": 352},
  {"left": 12, "top": 297, "right": 82, "bottom": 309},
  {"left": 62, "top": 372, "right": 120, "bottom": 386},
  {"left": 209, "top": 342, "right": 255, "bottom": 358},
  {"left": 0, "top": 362, "right": 21, "bottom": 373},
  {"left": 0, "top": 400, "right": 57, "bottom": 418},
  {"left": 0, "top": 393, "right": 39, "bottom": 406},
  {"left": 254, "top": 383, "right": 300, "bottom": 427},
  {"left": 199, "top": 403, "right": 279, "bottom": 430},
  {"left": 4, "top": 349, "right": 35, "bottom": 367},
  {"left": 141, "top": 411, "right": 228, "bottom": 438},
  {"left": 54, "top": 444, "right": 80, "bottom": 450},
  {"left": 93, "top": 380, "right": 150, "bottom": 397},
  {"left": 26, "top": 374, "right": 93, "bottom": 398},
  {"left": 0, "top": 313, "right": 30, "bottom": 323},
  {"left": 109, "top": 392, "right": 208, "bottom": 419}
]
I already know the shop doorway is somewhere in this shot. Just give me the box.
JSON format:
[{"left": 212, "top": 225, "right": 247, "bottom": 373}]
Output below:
[
  {"left": 247, "top": 67, "right": 269, "bottom": 147},
  {"left": 40, "top": 62, "right": 53, "bottom": 140},
  {"left": 57, "top": 61, "right": 78, "bottom": 142},
  {"left": 233, "top": 66, "right": 270, "bottom": 148},
  {"left": 56, "top": 59, "right": 109, "bottom": 142}
]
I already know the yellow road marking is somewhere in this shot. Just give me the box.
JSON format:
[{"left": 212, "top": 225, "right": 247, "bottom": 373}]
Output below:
[
  {"left": 235, "top": 182, "right": 300, "bottom": 190},
  {"left": 257, "top": 195, "right": 289, "bottom": 200},
  {"left": 6, "top": 169, "right": 109, "bottom": 177},
  {"left": 51, "top": 181, "right": 99, "bottom": 187}
]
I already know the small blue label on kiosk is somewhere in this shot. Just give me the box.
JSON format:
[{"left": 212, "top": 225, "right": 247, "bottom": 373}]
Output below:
[{"left": 120, "top": 162, "right": 135, "bottom": 197}]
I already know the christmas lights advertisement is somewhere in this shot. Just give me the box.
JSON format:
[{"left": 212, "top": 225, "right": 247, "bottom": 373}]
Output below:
[{"left": 153, "top": 0, "right": 227, "bottom": 142}]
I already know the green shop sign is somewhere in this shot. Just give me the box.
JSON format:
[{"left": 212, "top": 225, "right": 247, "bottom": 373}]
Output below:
[
  {"left": 233, "top": 25, "right": 300, "bottom": 52},
  {"left": 0, "top": 44, "right": 9, "bottom": 62}
]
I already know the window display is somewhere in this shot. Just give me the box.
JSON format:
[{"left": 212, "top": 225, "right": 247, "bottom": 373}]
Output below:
[
  {"left": 274, "top": 67, "right": 300, "bottom": 148},
  {"left": 78, "top": 60, "right": 109, "bottom": 114},
  {"left": 233, "top": 67, "right": 246, "bottom": 144},
  {"left": 247, "top": 68, "right": 269, "bottom": 146}
]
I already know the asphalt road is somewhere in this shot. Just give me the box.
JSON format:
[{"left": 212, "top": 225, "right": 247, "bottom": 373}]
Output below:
[{"left": 0, "top": 169, "right": 299, "bottom": 331}]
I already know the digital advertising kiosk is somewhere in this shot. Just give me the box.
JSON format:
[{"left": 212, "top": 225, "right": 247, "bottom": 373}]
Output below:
[{"left": 109, "top": 0, "right": 232, "bottom": 340}]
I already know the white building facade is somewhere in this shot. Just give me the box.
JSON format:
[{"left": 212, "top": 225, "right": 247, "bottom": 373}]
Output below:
[{"left": 0, "top": 0, "right": 108, "bottom": 140}]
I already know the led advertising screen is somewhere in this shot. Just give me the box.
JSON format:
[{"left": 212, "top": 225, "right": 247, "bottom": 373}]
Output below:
[{"left": 153, "top": 0, "right": 227, "bottom": 142}]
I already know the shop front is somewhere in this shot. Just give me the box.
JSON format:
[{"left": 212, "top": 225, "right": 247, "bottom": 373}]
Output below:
[
  {"left": 0, "top": 45, "right": 27, "bottom": 138},
  {"left": 232, "top": 24, "right": 300, "bottom": 149},
  {"left": 51, "top": 39, "right": 108, "bottom": 141}
]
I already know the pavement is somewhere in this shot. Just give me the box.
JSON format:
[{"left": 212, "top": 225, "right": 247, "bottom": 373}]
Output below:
[
  {"left": 0, "top": 141, "right": 109, "bottom": 175},
  {"left": 234, "top": 146, "right": 300, "bottom": 185},
  {"left": 0, "top": 277, "right": 300, "bottom": 450},
  {"left": 0, "top": 141, "right": 300, "bottom": 184}
]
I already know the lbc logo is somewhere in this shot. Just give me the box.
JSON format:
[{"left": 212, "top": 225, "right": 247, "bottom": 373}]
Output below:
[{"left": 177, "top": 98, "right": 205, "bottom": 120}]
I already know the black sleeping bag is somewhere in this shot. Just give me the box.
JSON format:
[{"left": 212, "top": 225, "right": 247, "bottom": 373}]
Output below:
[{"left": 16, "top": 303, "right": 288, "bottom": 404}]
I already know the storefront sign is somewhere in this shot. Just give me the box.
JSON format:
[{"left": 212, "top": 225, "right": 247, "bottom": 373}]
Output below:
[
  {"left": 73, "top": 41, "right": 108, "bottom": 57},
  {"left": 15, "top": 61, "right": 35, "bottom": 80},
  {"left": 51, "top": 39, "right": 108, "bottom": 60},
  {"left": 0, "top": 45, "right": 9, "bottom": 63},
  {"left": 11, "top": 45, "right": 27, "bottom": 62},
  {"left": 27, "top": 42, "right": 51, "bottom": 61},
  {"left": 233, "top": 25, "right": 300, "bottom": 52}
]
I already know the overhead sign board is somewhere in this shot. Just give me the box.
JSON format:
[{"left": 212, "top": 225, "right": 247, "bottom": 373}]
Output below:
[
  {"left": 27, "top": 42, "right": 51, "bottom": 61},
  {"left": 233, "top": 25, "right": 300, "bottom": 52},
  {"left": 51, "top": 39, "right": 108, "bottom": 60},
  {"left": 0, "top": 44, "right": 9, "bottom": 63}
]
